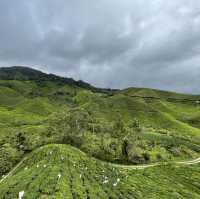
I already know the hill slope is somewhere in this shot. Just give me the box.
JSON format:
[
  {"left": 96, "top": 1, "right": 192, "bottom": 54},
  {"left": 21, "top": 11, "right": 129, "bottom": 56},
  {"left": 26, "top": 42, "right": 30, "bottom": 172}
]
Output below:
[
  {"left": 0, "top": 66, "right": 116, "bottom": 93},
  {"left": 0, "top": 144, "right": 200, "bottom": 199}
]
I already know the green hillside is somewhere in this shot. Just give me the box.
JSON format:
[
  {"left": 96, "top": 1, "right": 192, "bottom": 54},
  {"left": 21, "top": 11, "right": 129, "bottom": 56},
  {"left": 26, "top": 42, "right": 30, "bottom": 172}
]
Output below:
[
  {"left": 0, "top": 66, "right": 199, "bottom": 198},
  {"left": 0, "top": 144, "right": 199, "bottom": 199}
]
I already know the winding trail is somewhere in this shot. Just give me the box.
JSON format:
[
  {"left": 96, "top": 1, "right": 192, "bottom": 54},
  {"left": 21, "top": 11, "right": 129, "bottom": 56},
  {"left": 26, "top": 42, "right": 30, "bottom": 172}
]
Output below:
[
  {"left": 178, "top": 157, "right": 200, "bottom": 165},
  {"left": 0, "top": 145, "right": 200, "bottom": 184},
  {"left": 0, "top": 157, "right": 27, "bottom": 183},
  {"left": 103, "top": 157, "right": 200, "bottom": 170}
]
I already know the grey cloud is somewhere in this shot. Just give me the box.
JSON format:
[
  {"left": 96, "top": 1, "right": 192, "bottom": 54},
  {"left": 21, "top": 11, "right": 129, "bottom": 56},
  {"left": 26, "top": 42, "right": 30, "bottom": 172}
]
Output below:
[{"left": 0, "top": 0, "right": 200, "bottom": 93}]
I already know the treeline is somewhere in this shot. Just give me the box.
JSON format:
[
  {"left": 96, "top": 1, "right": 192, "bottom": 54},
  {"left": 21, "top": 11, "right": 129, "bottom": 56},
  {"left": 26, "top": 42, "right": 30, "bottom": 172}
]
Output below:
[{"left": 46, "top": 109, "right": 168, "bottom": 164}]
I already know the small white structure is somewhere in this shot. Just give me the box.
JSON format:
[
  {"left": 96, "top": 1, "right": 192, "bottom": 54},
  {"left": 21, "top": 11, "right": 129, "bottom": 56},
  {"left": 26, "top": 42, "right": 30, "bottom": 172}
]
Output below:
[
  {"left": 43, "top": 164, "right": 47, "bottom": 168},
  {"left": 24, "top": 167, "right": 28, "bottom": 170},
  {"left": 80, "top": 174, "right": 82, "bottom": 179},
  {"left": 49, "top": 151, "right": 52, "bottom": 155},
  {"left": 36, "top": 164, "right": 39, "bottom": 168},
  {"left": 19, "top": 191, "right": 24, "bottom": 199},
  {"left": 58, "top": 173, "right": 61, "bottom": 179},
  {"left": 103, "top": 179, "right": 109, "bottom": 184},
  {"left": 113, "top": 182, "right": 118, "bottom": 187},
  {"left": 113, "top": 178, "right": 120, "bottom": 187}
]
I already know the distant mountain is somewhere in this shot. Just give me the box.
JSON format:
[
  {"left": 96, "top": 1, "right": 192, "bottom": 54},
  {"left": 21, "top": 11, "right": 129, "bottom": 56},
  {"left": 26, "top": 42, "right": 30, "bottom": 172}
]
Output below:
[
  {"left": 0, "top": 66, "right": 48, "bottom": 80},
  {"left": 0, "top": 66, "right": 117, "bottom": 93}
]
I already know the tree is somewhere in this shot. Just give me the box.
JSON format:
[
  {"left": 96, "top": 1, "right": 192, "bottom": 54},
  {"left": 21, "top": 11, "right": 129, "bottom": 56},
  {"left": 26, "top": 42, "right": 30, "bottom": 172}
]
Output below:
[
  {"left": 129, "top": 118, "right": 141, "bottom": 132},
  {"left": 122, "top": 139, "right": 129, "bottom": 157},
  {"left": 126, "top": 145, "right": 145, "bottom": 164},
  {"left": 16, "top": 132, "right": 26, "bottom": 149},
  {"left": 113, "top": 114, "right": 125, "bottom": 138}
]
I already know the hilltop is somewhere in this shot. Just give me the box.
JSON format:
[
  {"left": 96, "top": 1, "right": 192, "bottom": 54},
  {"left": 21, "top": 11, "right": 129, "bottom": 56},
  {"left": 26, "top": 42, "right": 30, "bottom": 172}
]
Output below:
[{"left": 0, "top": 66, "right": 199, "bottom": 198}]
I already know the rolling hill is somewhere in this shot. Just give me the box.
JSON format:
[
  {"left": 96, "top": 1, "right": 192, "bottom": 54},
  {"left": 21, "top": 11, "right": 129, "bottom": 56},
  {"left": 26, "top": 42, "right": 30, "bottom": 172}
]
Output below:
[
  {"left": 0, "top": 144, "right": 200, "bottom": 199},
  {"left": 0, "top": 66, "right": 199, "bottom": 198}
]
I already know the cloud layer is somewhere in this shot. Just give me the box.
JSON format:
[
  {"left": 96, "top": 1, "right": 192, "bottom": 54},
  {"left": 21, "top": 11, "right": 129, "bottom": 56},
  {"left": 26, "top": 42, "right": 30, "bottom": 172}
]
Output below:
[{"left": 0, "top": 0, "right": 200, "bottom": 93}]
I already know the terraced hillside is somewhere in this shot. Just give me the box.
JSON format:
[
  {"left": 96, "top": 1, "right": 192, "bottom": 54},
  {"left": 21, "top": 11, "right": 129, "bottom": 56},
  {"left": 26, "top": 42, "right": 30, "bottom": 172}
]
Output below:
[
  {"left": 0, "top": 144, "right": 200, "bottom": 199},
  {"left": 0, "top": 66, "right": 199, "bottom": 198}
]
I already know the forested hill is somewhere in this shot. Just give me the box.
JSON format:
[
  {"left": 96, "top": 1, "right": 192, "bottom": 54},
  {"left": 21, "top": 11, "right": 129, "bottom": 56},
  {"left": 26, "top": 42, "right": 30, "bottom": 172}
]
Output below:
[{"left": 0, "top": 66, "right": 117, "bottom": 93}]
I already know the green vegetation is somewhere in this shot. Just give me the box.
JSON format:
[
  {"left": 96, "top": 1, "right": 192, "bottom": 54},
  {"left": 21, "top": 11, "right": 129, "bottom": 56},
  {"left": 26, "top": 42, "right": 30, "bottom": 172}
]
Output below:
[
  {"left": 0, "top": 66, "right": 199, "bottom": 198},
  {"left": 0, "top": 144, "right": 200, "bottom": 199}
]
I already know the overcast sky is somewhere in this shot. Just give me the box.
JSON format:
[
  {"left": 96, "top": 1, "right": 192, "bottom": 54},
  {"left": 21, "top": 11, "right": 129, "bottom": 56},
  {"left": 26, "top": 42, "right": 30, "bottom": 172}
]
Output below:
[{"left": 0, "top": 0, "right": 200, "bottom": 93}]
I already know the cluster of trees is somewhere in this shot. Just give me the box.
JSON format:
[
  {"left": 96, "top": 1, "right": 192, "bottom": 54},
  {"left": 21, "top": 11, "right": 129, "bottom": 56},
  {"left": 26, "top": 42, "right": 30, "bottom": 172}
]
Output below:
[
  {"left": 0, "top": 108, "right": 174, "bottom": 170},
  {"left": 47, "top": 109, "right": 151, "bottom": 164}
]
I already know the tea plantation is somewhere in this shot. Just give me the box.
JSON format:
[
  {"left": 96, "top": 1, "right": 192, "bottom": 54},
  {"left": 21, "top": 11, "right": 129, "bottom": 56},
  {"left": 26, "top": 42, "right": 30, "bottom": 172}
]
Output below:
[
  {"left": 0, "top": 144, "right": 200, "bottom": 199},
  {"left": 0, "top": 66, "right": 199, "bottom": 198}
]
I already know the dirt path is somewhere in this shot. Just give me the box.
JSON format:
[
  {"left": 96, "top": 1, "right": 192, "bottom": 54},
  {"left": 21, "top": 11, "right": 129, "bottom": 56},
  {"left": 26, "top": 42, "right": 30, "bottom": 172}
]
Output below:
[
  {"left": 177, "top": 157, "right": 200, "bottom": 165},
  {"left": 101, "top": 157, "right": 200, "bottom": 170},
  {"left": 0, "top": 157, "right": 27, "bottom": 183}
]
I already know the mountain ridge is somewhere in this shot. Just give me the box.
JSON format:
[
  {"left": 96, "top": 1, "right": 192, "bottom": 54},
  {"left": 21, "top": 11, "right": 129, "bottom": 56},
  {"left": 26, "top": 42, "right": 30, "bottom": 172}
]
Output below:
[
  {"left": 1, "top": 66, "right": 200, "bottom": 97},
  {"left": 0, "top": 66, "right": 118, "bottom": 94}
]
